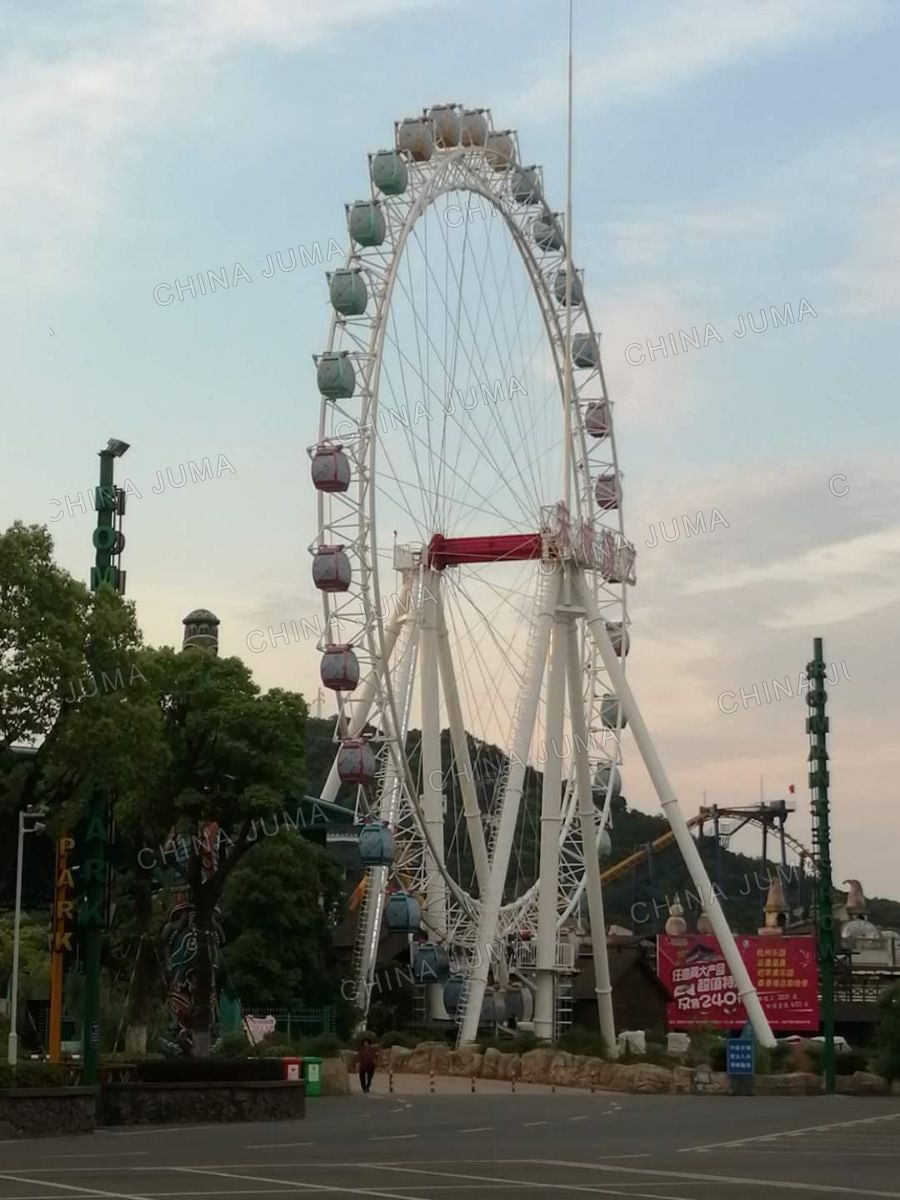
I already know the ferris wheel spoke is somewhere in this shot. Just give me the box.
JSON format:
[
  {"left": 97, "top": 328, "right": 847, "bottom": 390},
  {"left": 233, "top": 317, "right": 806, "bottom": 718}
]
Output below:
[
  {"left": 442, "top": 189, "right": 553, "bottom": 522},
  {"left": 426, "top": 191, "right": 545, "bottom": 529},
  {"left": 409, "top": 206, "right": 546, "bottom": 531},
  {"left": 383, "top": 260, "right": 537, "bottom": 532},
  {"left": 406, "top": 208, "right": 540, "bottom": 526}
]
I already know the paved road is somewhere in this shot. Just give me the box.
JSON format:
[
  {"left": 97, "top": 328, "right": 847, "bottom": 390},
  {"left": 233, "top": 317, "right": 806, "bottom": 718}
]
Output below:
[{"left": 2, "top": 1089, "right": 900, "bottom": 1198}]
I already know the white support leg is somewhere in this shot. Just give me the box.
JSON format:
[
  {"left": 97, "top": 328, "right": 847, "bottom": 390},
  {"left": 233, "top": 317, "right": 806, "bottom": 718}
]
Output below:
[
  {"left": 571, "top": 570, "right": 776, "bottom": 1048},
  {"left": 355, "top": 615, "right": 420, "bottom": 1014},
  {"left": 420, "top": 568, "right": 447, "bottom": 1018},
  {"left": 566, "top": 613, "right": 617, "bottom": 1056},
  {"left": 459, "top": 567, "right": 562, "bottom": 1046},
  {"left": 321, "top": 578, "right": 412, "bottom": 804},
  {"left": 437, "top": 595, "right": 490, "bottom": 899},
  {"left": 534, "top": 606, "right": 568, "bottom": 1041}
]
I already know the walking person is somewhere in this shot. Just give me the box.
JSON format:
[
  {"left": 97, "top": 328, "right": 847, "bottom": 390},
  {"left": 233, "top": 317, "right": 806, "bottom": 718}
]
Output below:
[{"left": 358, "top": 1037, "right": 376, "bottom": 1094}]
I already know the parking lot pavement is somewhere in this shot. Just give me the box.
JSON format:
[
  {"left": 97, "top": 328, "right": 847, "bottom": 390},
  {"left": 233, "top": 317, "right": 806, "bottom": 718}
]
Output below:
[{"left": 1, "top": 1092, "right": 900, "bottom": 1200}]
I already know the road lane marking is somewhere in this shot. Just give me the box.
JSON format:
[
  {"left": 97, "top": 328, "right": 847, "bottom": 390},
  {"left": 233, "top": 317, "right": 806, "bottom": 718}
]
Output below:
[
  {"left": 366, "top": 1163, "right": 710, "bottom": 1198},
  {"left": 245, "top": 1142, "right": 313, "bottom": 1149},
  {"left": 369, "top": 1134, "right": 420, "bottom": 1141},
  {"left": 0, "top": 1174, "right": 152, "bottom": 1200},
  {"left": 679, "top": 1111, "right": 900, "bottom": 1153},
  {"left": 536, "top": 1157, "right": 900, "bottom": 1197},
  {"left": 459, "top": 1126, "right": 493, "bottom": 1132},
  {"left": 176, "top": 1165, "right": 432, "bottom": 1199}
]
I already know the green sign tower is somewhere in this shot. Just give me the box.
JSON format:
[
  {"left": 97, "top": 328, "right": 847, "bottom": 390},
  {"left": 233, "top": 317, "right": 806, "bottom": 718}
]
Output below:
[
  {"left": 806, "top": 636, "right": 835, "bottom": 1095},
  {"left": 80, "top": 439, "right": 129, "bottom": 1085}
]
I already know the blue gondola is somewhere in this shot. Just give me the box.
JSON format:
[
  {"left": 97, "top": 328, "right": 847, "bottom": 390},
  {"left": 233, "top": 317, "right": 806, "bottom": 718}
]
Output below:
[
  {"left": 443, "top": 976, "right": 465, "bottom": 1014},
  {"left": 384, "top": 891, "right": 421, "bottom": 932},
  {"left": 413, "top": 942, "right": 450, "bottom": 983},
  {"left": 358, "top": 823, "right": 395, "bottom": 867}
]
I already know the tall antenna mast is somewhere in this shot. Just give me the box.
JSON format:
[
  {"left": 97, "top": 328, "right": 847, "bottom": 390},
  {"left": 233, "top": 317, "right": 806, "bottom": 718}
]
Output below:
[{"left": 562, "top": 0, "right": 575, "bottom": 511}]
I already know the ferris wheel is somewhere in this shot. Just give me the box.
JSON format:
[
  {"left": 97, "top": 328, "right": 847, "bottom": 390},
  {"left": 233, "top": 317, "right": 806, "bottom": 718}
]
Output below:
[{"left": 309, "top": 104, "right": 775, "bottom": 1051}]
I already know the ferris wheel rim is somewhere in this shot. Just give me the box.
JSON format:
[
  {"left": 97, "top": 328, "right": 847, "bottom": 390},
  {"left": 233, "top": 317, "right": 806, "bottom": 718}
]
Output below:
[{"left": 314, "top": 110, "right": 632, "bottom": 946}]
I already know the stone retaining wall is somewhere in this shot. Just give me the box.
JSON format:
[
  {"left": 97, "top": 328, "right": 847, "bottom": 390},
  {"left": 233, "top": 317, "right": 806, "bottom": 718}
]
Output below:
[
  {"left": 362, "top": 1042, "right": 900, "bottom": 1097},
  {"left": 0, "top": 1087, "right": 98, "bottom": 1139},
  {"left": 99, "top": 1080, "right": 306, "bottom": 1126}
]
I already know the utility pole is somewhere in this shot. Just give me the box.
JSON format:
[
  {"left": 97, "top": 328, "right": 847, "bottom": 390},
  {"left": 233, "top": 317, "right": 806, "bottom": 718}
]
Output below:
[
  {"left": 807, "top": 636, "right": 835, "bottom": 1094},
  {"left": 80, "top": 438, "right": 129, "bottom": 1086}
]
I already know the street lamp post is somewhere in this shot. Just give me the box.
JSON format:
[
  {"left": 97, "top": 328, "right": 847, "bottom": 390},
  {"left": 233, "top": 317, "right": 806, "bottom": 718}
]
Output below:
[{"left": 7, "top": 809, "right": 47, "bottom": 1067}]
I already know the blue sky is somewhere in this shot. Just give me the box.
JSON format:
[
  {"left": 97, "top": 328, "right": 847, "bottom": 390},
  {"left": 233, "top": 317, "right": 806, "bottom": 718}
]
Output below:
[{"left": 2, "top": 0, "right": 899, "bottom": 895}]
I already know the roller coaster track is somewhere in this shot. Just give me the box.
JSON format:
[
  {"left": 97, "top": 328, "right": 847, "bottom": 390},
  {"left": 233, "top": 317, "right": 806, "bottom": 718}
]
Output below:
[{"left": 600, "top": 812, "right": 816, "bottom": 888}]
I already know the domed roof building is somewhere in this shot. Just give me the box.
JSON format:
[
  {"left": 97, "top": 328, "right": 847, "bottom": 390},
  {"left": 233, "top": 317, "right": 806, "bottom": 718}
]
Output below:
[{"left": 182, "top": 609, "right": 220, "bottom": 655}]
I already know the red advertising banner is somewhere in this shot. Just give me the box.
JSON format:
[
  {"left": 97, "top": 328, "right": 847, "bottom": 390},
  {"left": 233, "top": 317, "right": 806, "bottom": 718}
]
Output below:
[{"left": 657, "top": 934, "right": 820, "bottom": 1031}]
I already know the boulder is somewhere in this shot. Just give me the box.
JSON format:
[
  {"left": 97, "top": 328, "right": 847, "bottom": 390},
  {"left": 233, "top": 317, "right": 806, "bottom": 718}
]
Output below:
[
  {"left": 405, "top": 1041, "right": 447, "bottom": 1074},
  {"left": 693, "top": 1069, "right": 729, "bottom": 1095},
  {"left": 549, "top": 1052, "right": 579, "bottom": 1087},
  {"left": 430, "top": 1042, "right": 451, "bottom": 1075},
  {"left": 388, "top": 1045, "right": 412, "bottom": 1073},
  {"left": 671, "top": 1065, "right": 695, "bottom": 1095},
  {"left": 520, "top": 1048, "right": 556, "bottom": 1083},
  {"left": 501, "top": 1053, "right": 522, "bottom": 1082},
  {"left": 844, "top": 1071, "right": 888, "bottom": 1096},
  {"left": 756, "top": 1072, "right": 822, "bottom": 1095},
  {"left": 448, "top": 1045, "right": 484, "bottom": 1078},
  {"left": 321, "top": 1057, "right": 350, "bottom": 1096},
  {"left": 340, "top": 1049, "right": 356, "bottom": 1072},
  {"left": 481, "top": 1047, "right": 503, "bottom": 1080},
  {"left": 628, "top": 1063, "right": 673, "bottom": 1094},
  {"left": 574, "top": 1056, "right": 606, "bottom": 1087}
]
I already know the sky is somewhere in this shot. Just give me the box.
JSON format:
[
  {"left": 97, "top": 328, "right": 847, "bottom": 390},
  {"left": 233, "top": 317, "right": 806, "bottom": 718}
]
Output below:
[{"left": 2, "top": 0, "right": 899, "bottom": 896}]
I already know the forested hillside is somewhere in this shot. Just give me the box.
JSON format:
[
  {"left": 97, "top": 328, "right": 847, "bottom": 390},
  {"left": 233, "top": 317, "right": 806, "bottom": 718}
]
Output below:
[{"left": 306, "top": 719, "right": 900, "bottom": 936}]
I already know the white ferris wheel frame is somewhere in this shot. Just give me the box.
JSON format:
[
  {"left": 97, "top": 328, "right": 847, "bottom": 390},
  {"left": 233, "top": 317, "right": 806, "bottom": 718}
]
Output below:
[
  {"left": 315, "top": 120, "right": 627, "bottom": 942},
  {"left": 310, "top": 106, "right": 777, "bottom": 1051}
]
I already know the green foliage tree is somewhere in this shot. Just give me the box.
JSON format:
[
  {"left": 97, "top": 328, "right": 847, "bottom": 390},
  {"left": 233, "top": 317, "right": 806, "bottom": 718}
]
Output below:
[
  {"left": 872, "top": 982, "right": 900, "bottom": 1081},
  {"left": 221, "top": 833, "right": 343, "bottom": 1007},
  {"left": 115, "top": 647, "right": 309, "bottom": 1052},
  {"left": 0, "top": 912, "right": 50, "bottom": 1050}
]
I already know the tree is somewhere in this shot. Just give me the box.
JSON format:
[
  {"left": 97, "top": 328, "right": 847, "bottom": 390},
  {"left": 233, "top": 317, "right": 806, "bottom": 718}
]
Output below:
[
  {"left": 872, "top": 982, "right": 900, "bottom": 1081},
  {"left": 0, "top": 912, "right": 51, "bottom": 1051},
  {"left": 221, "top": 833, "right": 344, "bottom": 1007},
  {"left": 116, "top": 647, "right": 309, "bottom": 1052}
]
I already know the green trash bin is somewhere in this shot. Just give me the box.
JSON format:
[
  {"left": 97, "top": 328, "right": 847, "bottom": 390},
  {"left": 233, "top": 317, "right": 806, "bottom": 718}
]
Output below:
[{"left": 303, "top": 1055, "right": 323, "bottom": 1097}]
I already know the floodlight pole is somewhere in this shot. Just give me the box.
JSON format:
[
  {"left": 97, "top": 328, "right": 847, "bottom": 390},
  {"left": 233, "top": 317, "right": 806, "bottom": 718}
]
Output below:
[
  {"left": 81, "top": 441, "right": 128, "bottom": 1085},
  {"left": 807, "top": 636, "right": 836, "bottom": 1094}
]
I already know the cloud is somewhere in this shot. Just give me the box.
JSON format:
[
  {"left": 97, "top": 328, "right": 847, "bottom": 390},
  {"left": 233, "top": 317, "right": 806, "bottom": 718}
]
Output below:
[
  {"left": 510, "top": 0, "right": 889, "bottom": 121},
  {"left": 828, "top": 197, "right": 900, "bottom": 316},
  {"left": 0, "top": 0, "right": 418, "bottom": 292}
]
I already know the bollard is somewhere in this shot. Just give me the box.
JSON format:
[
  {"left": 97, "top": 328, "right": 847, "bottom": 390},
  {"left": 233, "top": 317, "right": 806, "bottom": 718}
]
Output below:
[
  {"left": 511, "top": 1072, "right": 517, "bottom": 1094},
  {"left": 389, "top": 1067, "right": 394, "bottom": 1094},
  {"left": 551, "top": 1081, "right": 556, "bottom": 1094},
  {"left": 470, "top": 1075, "right": 476, "bottom": 1094},
  {"left": 430, "top": 1068, "right": 435, "bottom": 1094},
  {"left": 590, "top": 1082, "right": 595, "bottom": 1095}
]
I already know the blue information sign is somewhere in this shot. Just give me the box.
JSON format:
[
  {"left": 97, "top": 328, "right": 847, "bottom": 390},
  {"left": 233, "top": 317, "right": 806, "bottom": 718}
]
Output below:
[{"left": 726, "top": 1037, "right": 755, "bottom": 1076}]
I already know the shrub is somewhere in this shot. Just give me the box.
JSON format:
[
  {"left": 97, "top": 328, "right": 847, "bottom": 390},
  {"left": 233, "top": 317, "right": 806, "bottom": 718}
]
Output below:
[
  {"left": 295, "top": 1033, "right": 342, "bottom": 1058},
  {"left": 380, "top": 1030, "right": 418, "bottom": 1050},
  {"left": 872, "top": 983, "right": 900, "bottom": 1081},
  {"left": 216, "top": 1031, "right": 251, "bottom": 1057},
  {"left": 558, "top": 1027, "right": 609, "bottom": 1058},
  {"left": 835, "top": 1049, "right": 869, "bottom": 1076},
  {"left": 0, "top": 1061, "right": 73, "bottom": 1089},
  {"left": 478, "top": 1032, "right": 539, "bottom": 1055}
]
